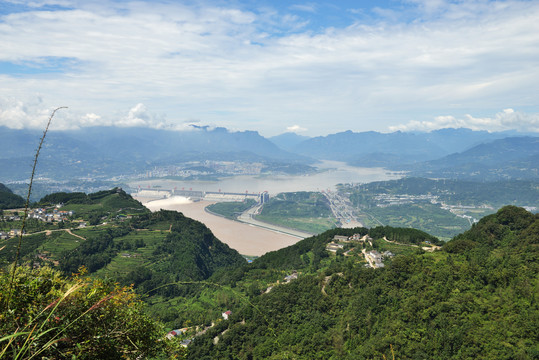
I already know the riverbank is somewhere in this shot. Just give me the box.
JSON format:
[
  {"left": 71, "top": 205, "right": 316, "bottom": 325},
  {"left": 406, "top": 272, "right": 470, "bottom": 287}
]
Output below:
[{"left": 136, "top": 196, "right": 303, "bottom": 256}]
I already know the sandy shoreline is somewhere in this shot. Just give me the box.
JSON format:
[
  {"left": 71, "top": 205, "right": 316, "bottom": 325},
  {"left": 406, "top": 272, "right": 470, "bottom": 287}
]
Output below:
[{"left": 136, "top": 196, "right": 302, "bottom": 256}]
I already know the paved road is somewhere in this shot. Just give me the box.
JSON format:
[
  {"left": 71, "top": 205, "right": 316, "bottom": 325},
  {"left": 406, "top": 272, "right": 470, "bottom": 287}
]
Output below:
[
  {"left": 237, "top": 205, "right": 314, "bottom": 239},
  {"left": 322, "top": 191, "right": 364, "bottom": 228}
]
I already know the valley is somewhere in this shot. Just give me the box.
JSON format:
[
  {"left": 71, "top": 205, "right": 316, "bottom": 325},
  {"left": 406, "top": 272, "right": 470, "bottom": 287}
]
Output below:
[
  {"left": 2, "top": 1, "right": 539, "bottom": 357},
  {"left": 1, "top": 182, "right": 538, "bottom": 359},
  {"left": 1, "top": 127, "right": 538, "bottom": 359}
]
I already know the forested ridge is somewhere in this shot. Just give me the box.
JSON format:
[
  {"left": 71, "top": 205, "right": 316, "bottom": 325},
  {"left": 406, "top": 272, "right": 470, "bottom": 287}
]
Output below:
[
  {"left": 0, "top": 183, "right": 25, "bottom": 209},
  {"left": 2, "top": 194, "right": 537, "bottom": 359},
  {"left": 189, "top": 206, "right": 538, "bottom": 359}
]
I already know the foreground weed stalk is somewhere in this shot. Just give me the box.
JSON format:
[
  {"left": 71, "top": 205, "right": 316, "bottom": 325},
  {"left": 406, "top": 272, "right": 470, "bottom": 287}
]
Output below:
[{"left": 2, "top": 107, "right": 67, "bottom": 312}]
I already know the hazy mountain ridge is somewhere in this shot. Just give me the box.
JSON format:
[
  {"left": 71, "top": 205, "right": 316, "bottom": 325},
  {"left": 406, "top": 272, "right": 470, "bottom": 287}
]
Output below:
[
  {"left": 407, "top": 136, "right": 539, "bottom": 180},
  {"left": 0, "top": 126, "right": 310, "bottom": 181},
  {"left": 290, "top": 128, "right": 526, "bottom": 166},
  {"left": 1, "top": 126, "right": 537, "bottom": 182}
]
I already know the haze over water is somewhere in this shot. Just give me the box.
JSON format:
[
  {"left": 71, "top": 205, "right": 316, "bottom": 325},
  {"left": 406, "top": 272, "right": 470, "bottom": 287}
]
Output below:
[{"left": 131, "top": 161, "right": 403, "bottom": 195}]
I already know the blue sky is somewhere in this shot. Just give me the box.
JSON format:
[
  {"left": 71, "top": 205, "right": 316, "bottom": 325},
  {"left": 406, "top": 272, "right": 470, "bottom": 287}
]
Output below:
[{"left": 0, "top": 0, "right": 538, "bottom": 136}]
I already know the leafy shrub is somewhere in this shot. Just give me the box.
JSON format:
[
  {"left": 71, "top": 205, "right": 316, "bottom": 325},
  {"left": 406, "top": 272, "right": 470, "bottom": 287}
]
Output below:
[{"left": 0, "top": 266, "right": 168, "bottom": 359}]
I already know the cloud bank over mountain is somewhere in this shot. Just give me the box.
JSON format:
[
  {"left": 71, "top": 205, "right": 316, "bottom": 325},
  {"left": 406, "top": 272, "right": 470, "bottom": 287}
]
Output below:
[
  {"left": 1, "top": 0, "right": 538, "bottom": 135},
  {"left": 390, "top": 109, "right": 539, "bottom": 133}
]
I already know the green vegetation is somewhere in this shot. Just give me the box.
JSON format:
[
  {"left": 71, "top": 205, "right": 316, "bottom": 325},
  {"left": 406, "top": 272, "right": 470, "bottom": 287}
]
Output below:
[
  {"left": 0, "top": 183, "right": 24, "bottom": 209},
  {"left": 53, "top": 188, "right": 148, "bottom": 218},
  {"left": 341, "top": 177, "right": 539, "bottom": 239},
  {"left": 361, "top": 203, "right": 472, "bottom": 240},
  {"left": 0, "top": 266, "right": 174, "bottom": 359},
  {"left": 189, "top": 206, "right": 538, "bottom": 359},
  {"left": 261, "top": 163, "right": 316, "bottom": 175},
  {"left": 256, "top": 192, "right": 338, "bottom": 234},
  {"left": 206, "top": 199, "right": 256, "bottom": 220},
  {"left": 347, "top": 177, "right": 539, "bottom": 208},
  {"left": 1, "top": 200, "right": 247, "bottom": 330},
  {"left": 39, "top": 230, "right": 86, "bottom": 255},
  {"left": 2, "top": 181, "right": 537, "bottom": 359},
  {"left": 0, "top": 232, "right": 47, "bottom": 267}
]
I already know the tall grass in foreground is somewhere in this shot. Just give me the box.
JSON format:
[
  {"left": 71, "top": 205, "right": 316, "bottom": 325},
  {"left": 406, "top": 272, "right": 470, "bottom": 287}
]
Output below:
[
  {"left": 2, "top": 106, "right": 66, "bottom": 311},
  {"left": 0, "top": 266, "right": 168, "bottom": 359},
  {"left": 0, "top": 108, "right": 172, "bottom": 359}
]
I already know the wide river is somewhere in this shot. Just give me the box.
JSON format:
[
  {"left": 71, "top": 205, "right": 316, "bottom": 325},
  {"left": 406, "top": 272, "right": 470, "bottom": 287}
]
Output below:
[
  {"left": 129, "top": 161, "right": 403, "bottom": 195},
  {"left": 133, "top": 162, "right": 403, "bottom": 256}
]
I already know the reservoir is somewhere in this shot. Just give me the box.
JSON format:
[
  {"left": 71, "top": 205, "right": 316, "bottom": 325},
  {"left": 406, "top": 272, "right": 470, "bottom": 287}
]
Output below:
[
  {"left": 134, "top": 163, "right": 403, "bottom": 256},
  {"left": 129, "top": 161, "right": 403, "bottom": 195}
]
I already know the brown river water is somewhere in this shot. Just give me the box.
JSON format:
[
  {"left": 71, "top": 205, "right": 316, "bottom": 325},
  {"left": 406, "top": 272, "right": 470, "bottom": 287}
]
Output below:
[{"left": 138, "top": 197, "right": 300, "bottom": 256}]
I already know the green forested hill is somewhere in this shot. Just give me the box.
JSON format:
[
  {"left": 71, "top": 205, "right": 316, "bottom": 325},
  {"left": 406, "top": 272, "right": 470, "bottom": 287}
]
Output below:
[
  {"left": 1, "top": 190, "right": 247, "bottom": 329},
  {"left": 2, "top": 196, "right": 537, "bottom": 359},
  {"left": 39, "top": 187, "right": 147, "bottom": 214},
  {"left": 0, "top": 183, "right": 24, "bottom": 209},
  {"left": 189, "top": 206, "right": 538, "bottom": 359}
]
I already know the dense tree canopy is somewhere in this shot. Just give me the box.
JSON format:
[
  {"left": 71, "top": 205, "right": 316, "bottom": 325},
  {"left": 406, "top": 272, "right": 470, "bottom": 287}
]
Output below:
[
  {"left": 0, "top": 183, "right": 24, "bottom": 209},
  {"left": 189, "top": 206, "right": 538, "bottom": 359}
]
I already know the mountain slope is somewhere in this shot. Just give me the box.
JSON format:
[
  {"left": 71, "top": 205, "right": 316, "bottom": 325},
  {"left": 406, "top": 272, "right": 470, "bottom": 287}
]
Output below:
[
  {"left": 0, "top": 126, "right": 310, "bottom": 181},
  {"left": 269, "top": 132, "right": 311, "bottom": 152},
  {"left": 189, "top": 206, "right": 538, "bottom": 359},
  {"left": 0, "top": 183, "right": 25, "bottom": 209},
  {"left": 409, "top": 136, "right": 539, "bottom": 180},
  {"left": 290, "top": 128, "right": 514, "bottom": 166}
]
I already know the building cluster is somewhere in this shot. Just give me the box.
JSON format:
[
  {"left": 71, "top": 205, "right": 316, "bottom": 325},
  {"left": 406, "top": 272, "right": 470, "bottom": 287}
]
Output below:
[
  {"left": 137, "top": 160, "right": 265, "bottom": 179},
  {"left": 28, "top": 207, "right": 74, "bottom": 223},
  {"left": 363, "top": 250, "right": 395, "bottom": 269},
  {"left": 326, "top": 233, "right": 372, "bottom": 253},
  {"left": 326, "top": 234, "right": 396, "bottom": 269},
  {"left": 0, "top": 229, "right": 23, "bottom": 240},
  {"left": 0, "top": 207, "right": 74, "bottom": 240}
]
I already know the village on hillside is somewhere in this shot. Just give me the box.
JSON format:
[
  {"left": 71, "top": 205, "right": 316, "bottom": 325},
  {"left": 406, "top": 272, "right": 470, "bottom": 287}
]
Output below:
[{"left": 326, "top": 233, "right": 440, "bottom": 268}]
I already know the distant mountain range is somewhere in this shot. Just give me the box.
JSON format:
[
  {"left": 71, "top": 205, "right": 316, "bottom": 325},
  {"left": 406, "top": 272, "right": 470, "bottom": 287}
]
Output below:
[
  {"left": 405, "top": 136, "right": 539, "bottom": 180},
  {"left": 0, "top": 126, "right": 309, "bottom": 181},
  {"left": 1, "top": 126, "right": 537, "bottom": 182},
  {"left": 270, "top": 128, "right": 539, "bottom": 181},
  {"left": 285, "top": 128, "right": 522, "bottom": 165}
]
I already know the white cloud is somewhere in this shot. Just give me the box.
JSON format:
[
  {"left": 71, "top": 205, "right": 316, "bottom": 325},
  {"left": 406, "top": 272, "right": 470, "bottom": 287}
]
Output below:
[
  {"left": 118, "top": 103, "right": 173, "bottom": 129},
  {"left": 0, "top": 96, "right": 53, "bottom": 129},
  {"left": 389, "top": 109, "right": 539, "bottom": 133},
  {"left": 289, "top": 4, "right": 317, "bottom": 13},
  {"left": 286, "top": 125, "right": 308, "bottom": 133},
  {"left": 79, "top": 113, "right": 102, "bottom": 127},
  {"left": 0, "top": 0, "right": 538, "bottom": 136}
]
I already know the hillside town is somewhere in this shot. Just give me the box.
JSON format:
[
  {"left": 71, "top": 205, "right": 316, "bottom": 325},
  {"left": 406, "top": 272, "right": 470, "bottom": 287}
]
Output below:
[{"left": 0, "top": 206, "right": 75, "bottom": 240}]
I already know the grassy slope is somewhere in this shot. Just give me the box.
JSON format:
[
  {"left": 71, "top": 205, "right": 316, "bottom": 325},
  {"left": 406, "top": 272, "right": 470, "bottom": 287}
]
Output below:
[
  {"left": 256, "top": 191, "right": 338, "bottom": 234},
  {"left": 360, "top": 203, "right": 473, "bottom": 240},
  {"left": 205, "top": 199, "right": 256, "bottom": 220}
]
